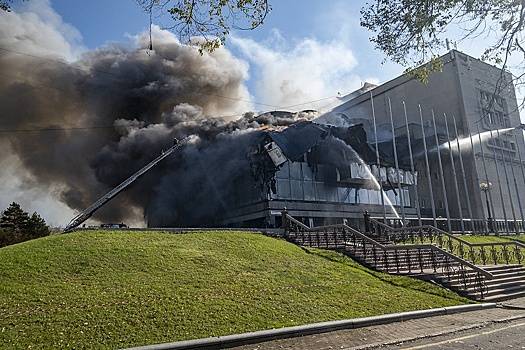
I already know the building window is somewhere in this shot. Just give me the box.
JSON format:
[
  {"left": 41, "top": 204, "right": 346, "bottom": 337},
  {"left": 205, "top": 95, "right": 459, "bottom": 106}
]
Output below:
[
  {"left": 483, "top": 109, "right": 493, "bottom": 124},
  {"left": 495, "top": 111, "right": 501, "bottom": 124}
]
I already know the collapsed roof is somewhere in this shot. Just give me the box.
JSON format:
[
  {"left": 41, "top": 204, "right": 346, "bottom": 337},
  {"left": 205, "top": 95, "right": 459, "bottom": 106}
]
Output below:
[{"left": 261, "top": 120, "right": 409, "bottom": 170}]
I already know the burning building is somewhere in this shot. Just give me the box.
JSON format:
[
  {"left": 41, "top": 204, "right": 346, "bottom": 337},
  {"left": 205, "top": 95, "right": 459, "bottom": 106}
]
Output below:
[{"left": 155, "top": 114, "right": 418, "bottom": 229}]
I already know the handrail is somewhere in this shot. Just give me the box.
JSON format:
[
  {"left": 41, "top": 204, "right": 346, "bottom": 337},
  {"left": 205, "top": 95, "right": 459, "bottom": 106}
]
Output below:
[
  {"left": 369, "top": 218, "right": 525, "bottom": 251},
  {"left": 284, "top": 214, "right": 493, "bottom": 278}
]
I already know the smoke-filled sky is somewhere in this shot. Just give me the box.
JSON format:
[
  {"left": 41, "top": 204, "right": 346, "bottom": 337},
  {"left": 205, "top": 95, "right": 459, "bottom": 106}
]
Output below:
[
  {"left": 0, "top": 0, "right": 381, "bottom": 226},
  {"left": 1, "top": 0, "right": 523, "bottom": 226}
]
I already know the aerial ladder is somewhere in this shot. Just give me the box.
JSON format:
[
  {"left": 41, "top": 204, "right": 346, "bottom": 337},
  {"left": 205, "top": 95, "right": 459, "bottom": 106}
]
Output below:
[{"left": 64, "top": 137, "right": 190, "bottom": 232}]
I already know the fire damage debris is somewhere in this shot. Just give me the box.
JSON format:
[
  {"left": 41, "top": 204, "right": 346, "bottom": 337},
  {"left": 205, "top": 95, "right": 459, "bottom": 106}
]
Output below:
[{"left": 142, "top": 113, "right": 416, "bottom": 228}]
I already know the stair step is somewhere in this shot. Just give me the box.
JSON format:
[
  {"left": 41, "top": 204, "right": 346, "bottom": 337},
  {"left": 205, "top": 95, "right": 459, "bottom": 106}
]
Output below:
[
  {"left": 482, "top": 289, "right": 525, "bottom": 302},
  {"left": 485, "top": 275, "right": 525, "bottom": 286},
  {"left": 483, "top": 266, "right": 525, "bottom": 274},
  {"left": 484, "top": 284, "right": 525, "bottom": 297},
  {"left": 286, "top": 229, "right": 525, "bottom": 302},
  {"left": 486, "top": 271, "right": 525, "bottom": 279},
  {"left": 448, "top": 279, "right": 525, "bottom": 291}
]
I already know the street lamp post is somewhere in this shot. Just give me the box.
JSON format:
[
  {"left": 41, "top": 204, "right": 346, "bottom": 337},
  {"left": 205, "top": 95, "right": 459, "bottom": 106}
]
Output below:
[{"left": 480, "top": 181, "right": 493, "bottom": 233}]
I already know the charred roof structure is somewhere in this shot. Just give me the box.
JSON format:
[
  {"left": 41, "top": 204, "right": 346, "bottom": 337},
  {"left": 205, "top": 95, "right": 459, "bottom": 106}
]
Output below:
[{"left": 211, "top": 117, "right": 417, "bottom": 228}]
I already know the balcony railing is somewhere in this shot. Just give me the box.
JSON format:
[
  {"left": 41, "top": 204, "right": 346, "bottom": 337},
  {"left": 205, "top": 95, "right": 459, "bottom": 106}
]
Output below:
[{"left": 368, "top": 218, "right": 525, "bottom": 266}]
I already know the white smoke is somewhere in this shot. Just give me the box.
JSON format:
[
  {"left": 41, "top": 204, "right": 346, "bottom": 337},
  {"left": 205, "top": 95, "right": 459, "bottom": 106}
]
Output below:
[
  {"left": 0, "top": 0, "right": 83, "bottom": 60},
  {"left": 231, "top": 30, "right": 368, "bottom": 112}
]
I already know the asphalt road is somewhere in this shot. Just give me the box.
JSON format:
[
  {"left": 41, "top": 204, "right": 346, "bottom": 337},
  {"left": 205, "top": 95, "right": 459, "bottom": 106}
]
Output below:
[
  {"left": 234, "top": 304, "right": 525, "bottom": 350},
  {"left": 385, "top": 319, "right": 525, "bottom": 349}
]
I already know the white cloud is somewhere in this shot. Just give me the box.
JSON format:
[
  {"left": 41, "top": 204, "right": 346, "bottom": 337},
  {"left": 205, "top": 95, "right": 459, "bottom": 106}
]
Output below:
[
  {"left": 231, "top": 32, "right": 368, "bottom": 113},
  {"left": 0, "top": 0, "right": 84, "bottom": 60}
]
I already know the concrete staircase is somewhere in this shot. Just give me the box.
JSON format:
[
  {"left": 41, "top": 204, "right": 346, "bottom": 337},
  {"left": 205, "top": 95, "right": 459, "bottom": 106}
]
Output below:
[
  {"left": 281, "top": 213, "right": 525, "bottom": 302},
  {"left": 479, "top": 265, "right": 525, "bottom": 301},
  {"left": 433, "top": 265, "right": 525, "bottom": 302}
]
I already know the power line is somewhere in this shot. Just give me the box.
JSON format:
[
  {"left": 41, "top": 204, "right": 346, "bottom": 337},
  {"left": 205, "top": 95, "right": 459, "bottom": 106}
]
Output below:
[
  {"left": 0, "top": 45, "right": 299, "bottom": 109},
  {"left": 0, "top": 46, "right": 341, "bottom": 134},
  {"left": 0, "top": 98, "right": 336, "bottom": 134},
  {"left": 0, "top": 126, "right": 116, "bottom": 133},
  {"left": 0, "top": 95, "right": 339, "bottom": 134}
]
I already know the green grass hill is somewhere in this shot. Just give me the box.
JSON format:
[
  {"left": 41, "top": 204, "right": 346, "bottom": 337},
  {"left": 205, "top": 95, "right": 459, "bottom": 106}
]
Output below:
[{"left": 0, "top": 230, "right": 469, "bottom": 349}]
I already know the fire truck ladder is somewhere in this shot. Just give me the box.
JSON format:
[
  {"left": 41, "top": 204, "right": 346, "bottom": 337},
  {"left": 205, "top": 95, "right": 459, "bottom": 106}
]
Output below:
[{"left": 64, "top": 137, "right": 190, "bottom": 232}]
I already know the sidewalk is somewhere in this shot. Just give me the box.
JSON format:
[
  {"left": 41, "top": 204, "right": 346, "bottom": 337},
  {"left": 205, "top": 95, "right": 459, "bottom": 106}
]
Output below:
[{"left": 233, "top": 298, "right": 525, "bottom": 350}]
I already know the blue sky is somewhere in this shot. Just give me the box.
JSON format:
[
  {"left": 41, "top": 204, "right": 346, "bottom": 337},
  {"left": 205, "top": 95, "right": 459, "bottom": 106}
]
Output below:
[
  {"left": 8, "top": 0, "right": 518, "bottom": 111},
  {"left": 6, "top": 0, "right": 414, "bottom": 225},
  {"left": 26, "top": 0, "right": 405, "bottom": 104},
  {"left": 3, "top": 0, "right": 523, "bottom": 226}
]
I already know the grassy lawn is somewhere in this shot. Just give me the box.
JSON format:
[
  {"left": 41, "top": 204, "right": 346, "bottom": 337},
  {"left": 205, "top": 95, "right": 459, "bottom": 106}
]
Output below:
[
  {"left": 0, "top": 231, "right": 469, "bottom": 349},
  {"left": 458, "top": 234, "right": 525, "bottom": 244}
]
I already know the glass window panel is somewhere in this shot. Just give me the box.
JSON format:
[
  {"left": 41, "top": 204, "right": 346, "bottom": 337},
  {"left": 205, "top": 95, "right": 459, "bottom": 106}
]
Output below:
[
  {"left": 290, "top": 180, "right": 304, "bottom": 200},
  {"left": 314, "top": 165, "right": 326, "bottom": 181},
  {"left": 315, "top": 182, "right": 328, "bottom": 201},
  {"left": 358, "top": 189, "right": 370, "bottom": 204},
  {"left": 289, "top": 162, "right": 302, "bottom": 180},
  {"left": 369, "top": 190, "right": 381, "bottom": 205},
  {"left": 302, "top": 163, "right": 314, "bottom": 180},
  {"left": 276, "top": 179, "right": 291, "bottom": 199},
  {"left": 276, "top": 162, "right": 290, "bottom": 179},
  {"left": 403, "top": 189, "right": 410, "bottom": 206},
  {"left": 326, "top": 187, "right": 338, "bottom": 202},
  {"left": 304, "top": 181, "right": 315, "bottom": 201}
]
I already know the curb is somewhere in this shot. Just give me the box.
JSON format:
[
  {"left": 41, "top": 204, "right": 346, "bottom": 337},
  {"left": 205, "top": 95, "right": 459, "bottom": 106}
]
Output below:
[{"left": 124, "top": 303, "right": 496, "bottom": 350}]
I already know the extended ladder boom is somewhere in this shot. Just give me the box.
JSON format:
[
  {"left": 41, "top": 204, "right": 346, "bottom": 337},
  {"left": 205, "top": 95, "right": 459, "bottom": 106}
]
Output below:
[{"left": 64, "top": 137, "right": 190, "bottom": 232}]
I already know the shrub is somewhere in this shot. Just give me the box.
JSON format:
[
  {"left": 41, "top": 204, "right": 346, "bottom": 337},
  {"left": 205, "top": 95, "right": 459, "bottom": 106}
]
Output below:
[{"left": 0, "top": 202, "right": 50, "bottom": 247}]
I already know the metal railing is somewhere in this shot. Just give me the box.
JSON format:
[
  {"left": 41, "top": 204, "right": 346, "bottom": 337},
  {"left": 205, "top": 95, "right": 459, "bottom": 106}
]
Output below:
[
  {"left": 371, "top": 216, "right": 525, "bottom": 235},
  {"left": 368, "top": 218, "right": 525, "bottom": 266},
  {"left": 282, "top": 210, "right": 492, "bottom": 300}
]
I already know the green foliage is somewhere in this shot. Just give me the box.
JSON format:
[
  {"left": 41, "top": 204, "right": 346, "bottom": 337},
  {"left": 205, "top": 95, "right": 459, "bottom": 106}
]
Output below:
[
  {"left": 28, "top": 212, "right": 50, "bottom": 238},
  {"left": 0, "top": 1, "right": 11, "bottom": 11},
  {"left": 0, "top": 0, "right": 25, "bottom": 12},
  {"left": 0, "top": 202, "right": 30, "bottom": 233},
  {"left": 0, "top": 229, "right": 15, "bottom": 247},
  {"left": 137, "top": 0, "right": 270, "bottom": 52},
  {"left": 361, "top": 0, "right": 525, "bottom": 81},
  {"left": 459, "top": 234, "right": 525, "bottom": 245},
  {"left": 0, "top": 202, "right": 49, "bottom": 247},
  {"left": 405, "top": 56, "right": 444, "bottom": 84},
  {"left": 0, "top": 231, "right": 468, "bottom": 348}
]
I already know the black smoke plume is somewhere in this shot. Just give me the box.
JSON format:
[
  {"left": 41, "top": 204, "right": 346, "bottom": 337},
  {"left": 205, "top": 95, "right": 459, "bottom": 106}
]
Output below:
[{"left": 0, "top": 7, "right": 306, "bottom": 226}]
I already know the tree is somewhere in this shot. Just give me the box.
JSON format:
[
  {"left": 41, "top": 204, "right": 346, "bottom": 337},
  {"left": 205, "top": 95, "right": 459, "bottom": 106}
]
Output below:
[
  {"left": 0, "top": 1, "right": 11, "bottom": 11},
  {"left": 360, "top": 0, "right": 525, "bottom": 101},
  {"left": 136, "top": 0, "right": 270, "bottom": 52},
  {"left": 0, "top": 202, "right": 30, "bottom": 233},
  {"left": 28, "top": 212, "right": 50, "bottom": 238},
  {"left": 2, "top": 1, "right": 271, "bottom": 52},
  {"left": 0, "top": 0, "right": 25, "bottom": 12},
  {"left": 0, "top": 203, "right": 49, "bottom": 247}
]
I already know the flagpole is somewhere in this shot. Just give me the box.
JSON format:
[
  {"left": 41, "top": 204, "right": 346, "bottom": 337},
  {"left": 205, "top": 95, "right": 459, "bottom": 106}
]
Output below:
[
  {"left": 419, "top": 105, "right": 437, "bottom": 227},
  {"left": 403, "top": 101, "right": 422, "bottom": 226},
  {"left": 388, "top": 97, "right": 406, "bottom": 225},
  {"left": 444, "top": 113, "right": 464, "bottom": 233},
  {"left": 371, "top": 92, "right": 387, "bottom": 222}
]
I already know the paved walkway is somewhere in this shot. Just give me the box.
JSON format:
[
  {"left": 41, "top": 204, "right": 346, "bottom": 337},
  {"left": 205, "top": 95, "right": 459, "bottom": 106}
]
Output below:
[
  {"left": 233, "top": 298, "right": 525, "bottom": 350},
  {"left": 384, "top": 318, "right": 525, "bottom": 349}
]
